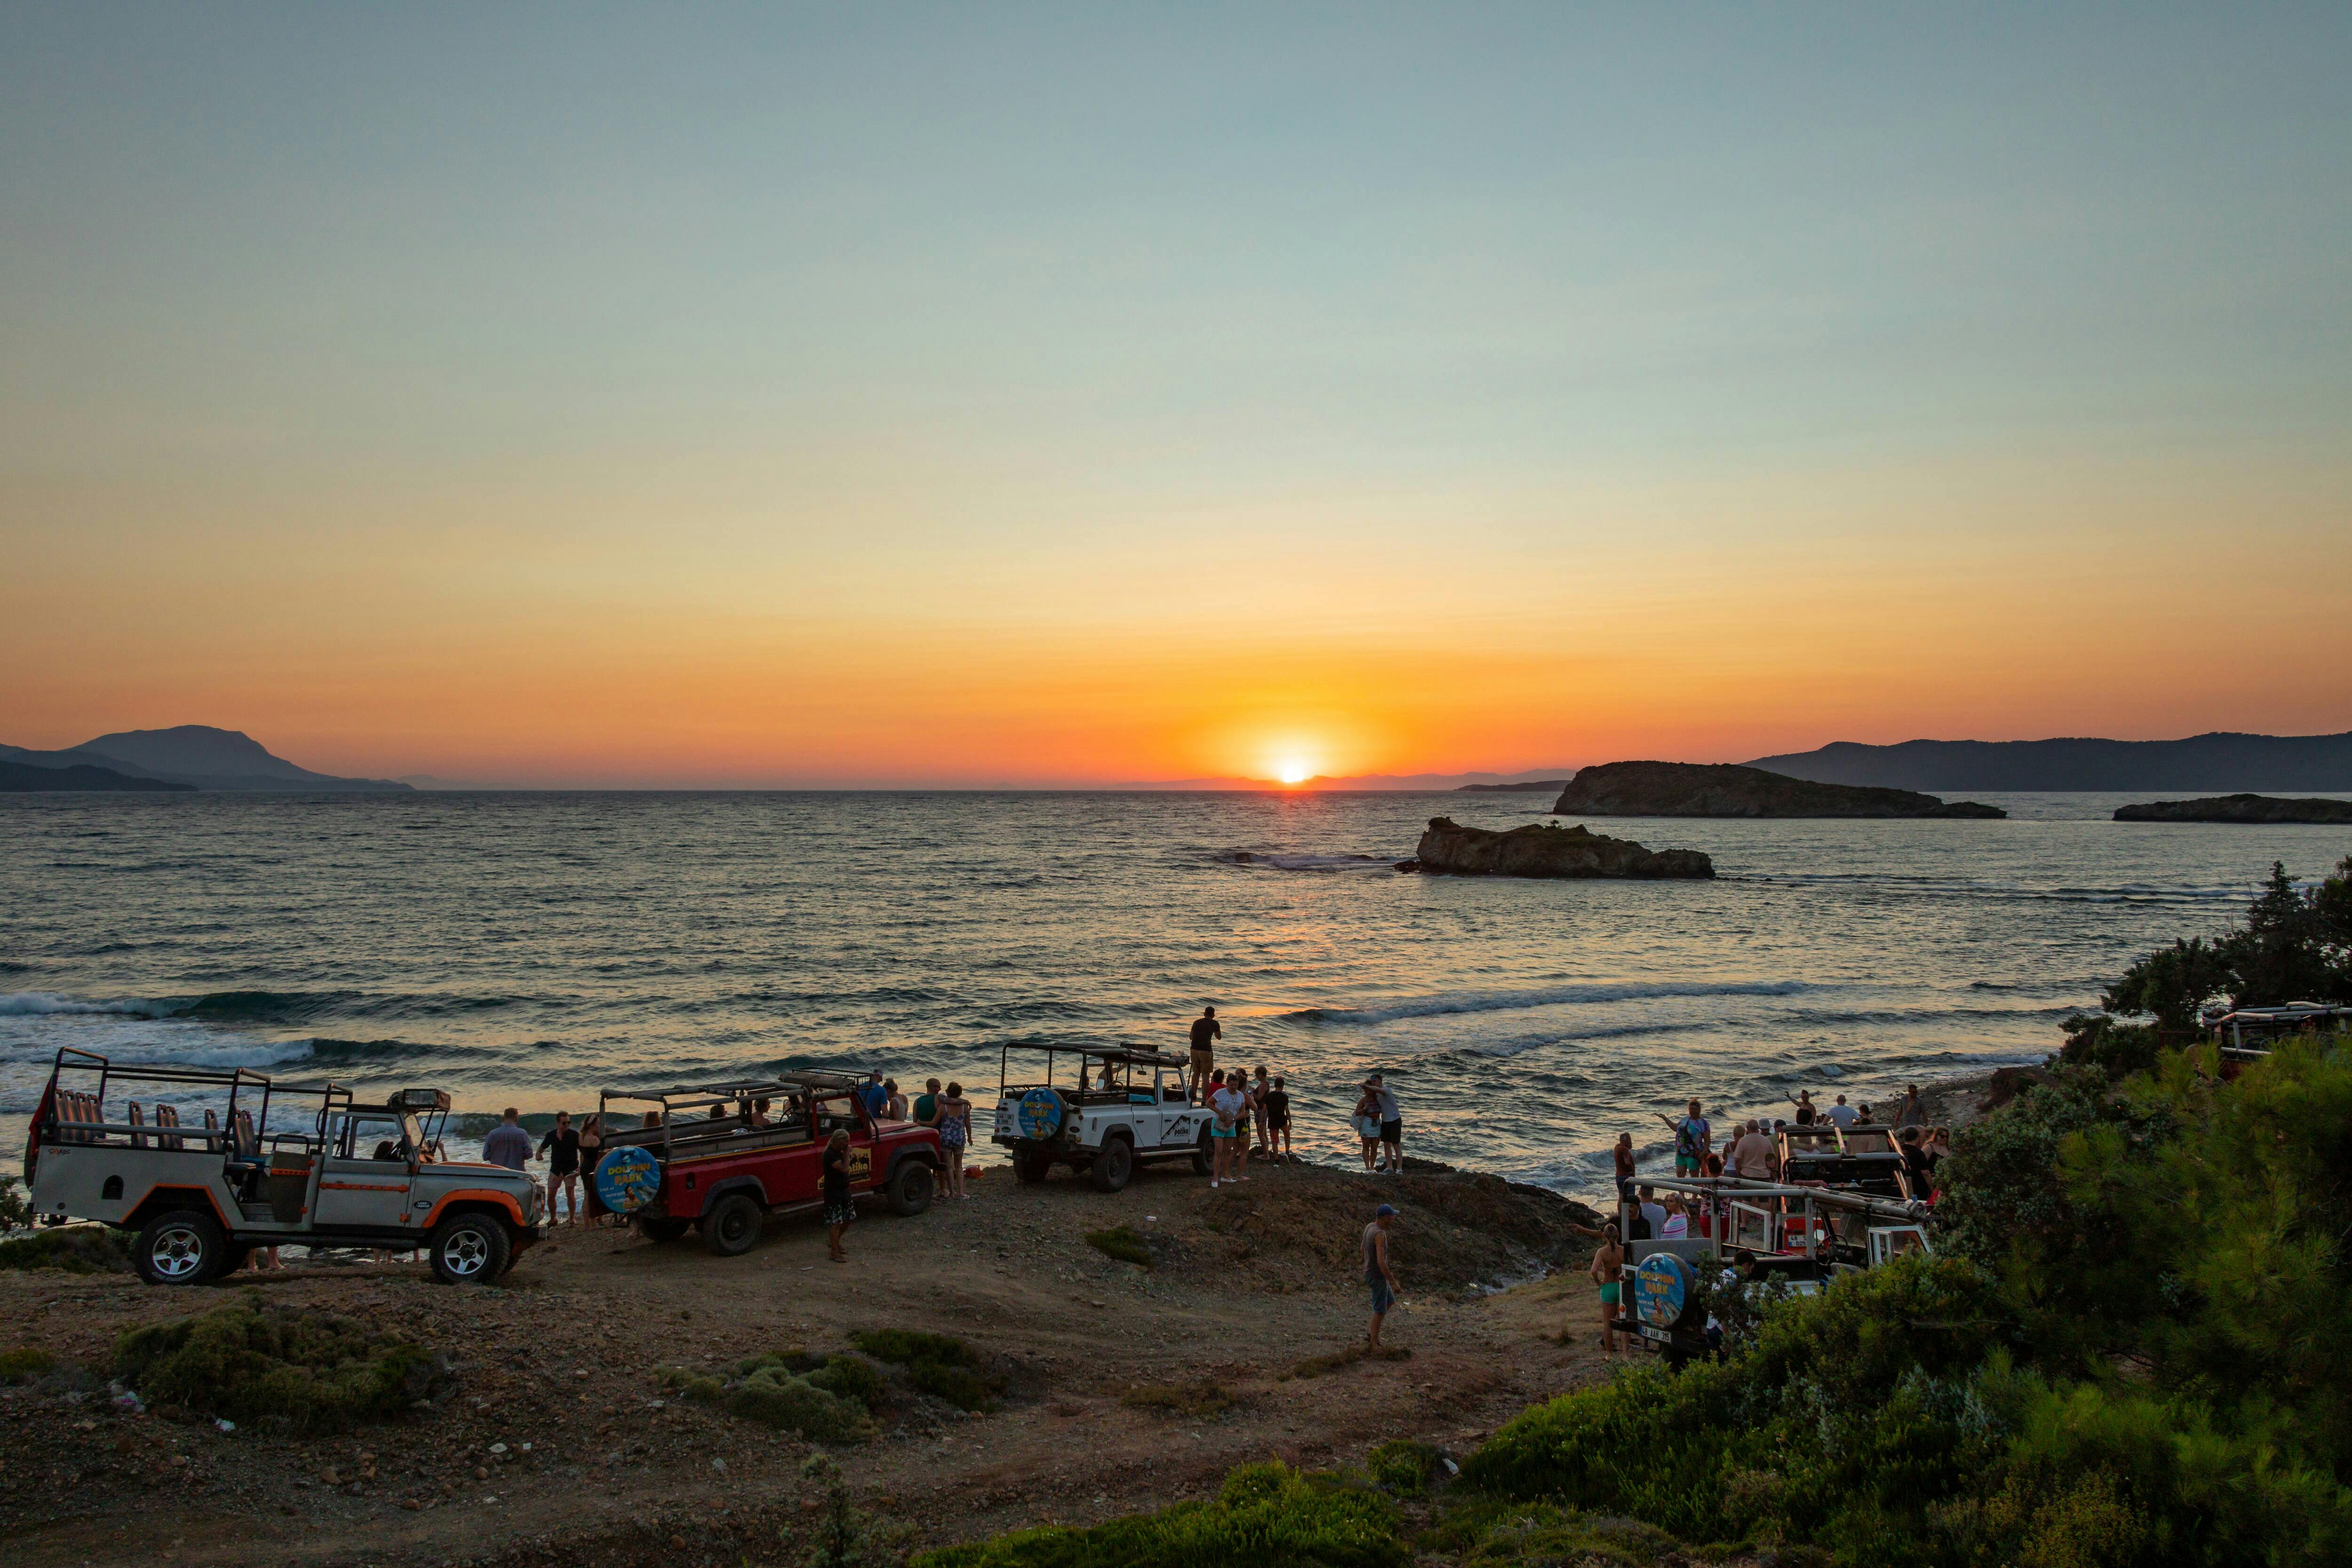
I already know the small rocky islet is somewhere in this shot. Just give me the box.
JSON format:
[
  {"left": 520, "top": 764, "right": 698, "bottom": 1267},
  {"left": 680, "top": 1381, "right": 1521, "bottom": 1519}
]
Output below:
[
  {"left": 1550, "top": 759, "right": 2005, "bottom": 818},
  {"left": 1404, "top": 817, "right": 1714, "bottom": 879},
  {"left": 2113, "top": 793, "right": 2352, "bottom": 824}
]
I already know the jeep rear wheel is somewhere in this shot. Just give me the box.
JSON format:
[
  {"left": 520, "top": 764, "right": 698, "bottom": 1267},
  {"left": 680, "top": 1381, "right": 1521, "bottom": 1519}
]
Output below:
[
  {"left": 1090, "top": 1135, "right": 1135, "bottom": 1193},
  {"left": 1014, "top": 1149, "right": 1055, "bottom": 1184},
  {"left": 428, "top": 1213, "right": 511, "bottom": 1285},
  {"left": 886, "top": 1160, "right": 934, "bottom": 1217},
  {"left": 704, "top": 1192, "right": 764, "bottom": 1256},
  {"left": 1191, "top": 1127, "right": 1214, "bottom": 1176},
  {"left": 636, "top": 1215, "right": 691, "bottom": 1243},
  {"left": 134, "top": 1208, "right": 228, "bottom": 1286}
]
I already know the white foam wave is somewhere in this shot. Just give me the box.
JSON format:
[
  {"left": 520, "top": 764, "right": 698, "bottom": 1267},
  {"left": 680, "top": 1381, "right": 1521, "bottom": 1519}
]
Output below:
[
  {"left": 0, "top": 991, "right": 160, "bottom": 1018},
  {"left": 1286, "top": 978, "right": 1814, "bottom": 1027}
]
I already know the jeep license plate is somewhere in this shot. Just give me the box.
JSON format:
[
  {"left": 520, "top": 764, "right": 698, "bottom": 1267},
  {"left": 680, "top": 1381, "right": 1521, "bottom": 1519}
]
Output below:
[{"left": 1640, "top": 1325, "right": 1669, "bottom": 1343}]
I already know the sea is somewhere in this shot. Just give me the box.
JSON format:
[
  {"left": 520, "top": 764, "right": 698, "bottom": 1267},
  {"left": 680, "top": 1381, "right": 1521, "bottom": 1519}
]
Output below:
[{"left": 5, "top": 790, "right": 2347, "bottom": 1203}]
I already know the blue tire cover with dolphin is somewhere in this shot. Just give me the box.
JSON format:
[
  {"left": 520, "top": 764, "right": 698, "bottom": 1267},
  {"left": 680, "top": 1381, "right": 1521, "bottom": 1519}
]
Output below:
[
  {"left": 592, "top": 1145, "right": 663, "bottom": 1214},
  {"left": 1634, "top": 1251, "right": 1692, "bottom": 1328},
  {"left": 1016, "top": 1088, "right": 1064, "bottom": 1140}
]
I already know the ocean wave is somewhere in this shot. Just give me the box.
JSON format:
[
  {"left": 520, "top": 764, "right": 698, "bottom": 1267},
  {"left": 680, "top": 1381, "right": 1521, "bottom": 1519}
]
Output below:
[
  {"left": 1726, "top": 872, "right": 2254, "bottom": 906},
  {"left": 1215, "top": 850, "right": 1402, "bottom": 874},
  {"left": 0, "top": 990, "right": 161, "bottom": 1018},
  {"left": 1283, "top": 978, "right": 1815, "bottom": 1027}
]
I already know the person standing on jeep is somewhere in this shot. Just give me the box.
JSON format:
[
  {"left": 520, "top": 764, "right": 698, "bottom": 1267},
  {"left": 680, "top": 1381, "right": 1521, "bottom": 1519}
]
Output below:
[{"left": 1188, "top": 1007, "right": 1221, "bottom": 1104}]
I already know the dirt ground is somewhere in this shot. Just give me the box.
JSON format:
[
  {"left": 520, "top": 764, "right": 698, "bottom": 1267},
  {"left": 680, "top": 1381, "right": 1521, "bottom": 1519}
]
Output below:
[{"left": 0, "top": 1154, "right": 1622, "bottom": 1568}]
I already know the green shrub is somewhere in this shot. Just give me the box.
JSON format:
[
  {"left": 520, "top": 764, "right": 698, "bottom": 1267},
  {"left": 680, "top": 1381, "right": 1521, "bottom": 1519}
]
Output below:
[
  {"left": 729, "top": 1363, "right": 874, "bottom": 1444},
  {"left": 1365, "top": 1440, "right": 1447, "bottom": 1496},
  {"left": 809, "top": 1353, "right": 884, "bottom": 1409},
  {"left": 0, "top": 1226, "right": 130, "bottom": 1274},
  {"left": 0, "top": 1346, "right": 57, "bottom": 1384},
  {"left": 1085, "top": 1226, "right": 1152, "bottom": 1267},
  {"left": 116, "top": 1299, "right": 449, "bottom": 1433},
  {"left": 852, "top": 1328, "right": 1004, "bottom": 1412},
  {"left": 914, "top": 1463, "right": 1406, "bottom": 1568},
  {"left": 1120, "top": 1381, "right": 1235, "bottom": 1417},
  {"left": 0, "top": 1178, "right": 33, "bottom": 1231}
]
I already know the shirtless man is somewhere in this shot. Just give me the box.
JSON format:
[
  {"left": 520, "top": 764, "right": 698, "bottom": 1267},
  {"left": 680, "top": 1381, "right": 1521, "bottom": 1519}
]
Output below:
[
  {"left": 1188, "top": 1006, "right": 1221, "bottom": 1104},
  {"left": 1362, "top": 1204, "right": 1401, "bottom": 1351},
  {"left": 1589, "top": 1221, "right": 1626, "bottom": 1354}
]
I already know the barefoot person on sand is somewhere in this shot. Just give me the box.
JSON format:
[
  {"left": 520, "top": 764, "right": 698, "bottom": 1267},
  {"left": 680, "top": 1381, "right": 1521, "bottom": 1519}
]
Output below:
[
  {"left": 936, "top": 1083, "right": 972, "bottom": 1200},
  {"left": 822, "top": 1129, "right": 854, "bottom": 1262},
  {"left": 1590, "top": 1221, "right": 1626, "bottom": 1354},
  {"left": 1363, "top": 1203, "right": 1400, "bottom": 1351}
]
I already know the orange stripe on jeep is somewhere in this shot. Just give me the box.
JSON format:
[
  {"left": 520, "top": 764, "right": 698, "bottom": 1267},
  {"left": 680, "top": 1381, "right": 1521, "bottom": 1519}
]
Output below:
[
  {"left": 131, "top": 1185, "right": 228, "bottom": 1226},
  {"left": 419, "top": 1190, "right": 526, "bottom": 1228}
]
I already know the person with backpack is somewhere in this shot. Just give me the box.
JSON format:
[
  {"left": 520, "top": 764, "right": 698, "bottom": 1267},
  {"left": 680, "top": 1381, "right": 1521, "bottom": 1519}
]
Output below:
[{"left": 1657, "top": 1098, "right": 1711, "bottom": 1176}]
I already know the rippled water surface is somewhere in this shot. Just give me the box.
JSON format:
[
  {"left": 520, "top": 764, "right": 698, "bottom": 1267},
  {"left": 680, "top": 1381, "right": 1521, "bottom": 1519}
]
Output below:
[{"left": 6, "top": 790, "right": 2345, "bottom": 1198}]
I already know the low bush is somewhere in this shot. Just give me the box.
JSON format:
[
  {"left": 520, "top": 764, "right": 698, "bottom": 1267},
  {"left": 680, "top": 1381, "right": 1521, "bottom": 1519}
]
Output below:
[
  {"left": 852, "top": 1329, "right": 1004, "bottom": 1412},
  {"left": 730, "top": 1366, "right": 873, "bottom": 1444},
  {"left": 1085, "top": 1226, "right": 1152, "bottom": 1268},
  {"left": 1364, "top": 1440, "right": 1449, "bottom": 1496},
  {"left": 0, "top": 1226, "right": 131, "bottom": 1274},
  {"left": 116, "top": 1298, "right": 451, "bottom": 1434},
  {"left": 0, "top": 1177, "right": 33, "bottom": 1231},
  {"left": 914, "top": 1463, "right": 1407, "bottom": 1568},
  {"left": 1120, "top": 1381, "right": 1236, "bottom": 1417},
  {"left": 0, "top": 1346, "right": 57, "bottom": 1383}
]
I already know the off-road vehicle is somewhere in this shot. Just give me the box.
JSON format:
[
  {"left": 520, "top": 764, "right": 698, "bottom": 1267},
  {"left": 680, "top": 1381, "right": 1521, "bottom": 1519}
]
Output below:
[
  {"left": 583, "top": 1074, "right": 942, "bottom": 1254},
  {"left": 24, "top": 1047, "right": 543, "bottom": 1286},
  {"left": 989, "top": 1044, "right": 1205, "bottom": 1192}
]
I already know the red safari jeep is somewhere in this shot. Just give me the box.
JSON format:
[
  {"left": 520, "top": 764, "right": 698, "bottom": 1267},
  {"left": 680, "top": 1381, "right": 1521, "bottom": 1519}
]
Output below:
[{"left": 585, "top": 1074, "right": 941, "bottom": 1254}]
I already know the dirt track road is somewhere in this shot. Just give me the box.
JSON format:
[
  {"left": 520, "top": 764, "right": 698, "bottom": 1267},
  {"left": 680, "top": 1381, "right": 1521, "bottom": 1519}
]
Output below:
[{"left": 0, "top": 1156, "right": 1613, "bottom": 1567}]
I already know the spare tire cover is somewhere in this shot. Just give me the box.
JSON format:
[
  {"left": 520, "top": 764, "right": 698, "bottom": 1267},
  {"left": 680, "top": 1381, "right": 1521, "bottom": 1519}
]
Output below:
[
  {"left": 1634, "top": 1252, "right": 1692, "bottom": 1329},
  {"left": 592, "top": 1145, "right": 663, "bottom": 1214},
  {"left": 1016, "top": 1088, "right": 1065, "bottom": 1140}
]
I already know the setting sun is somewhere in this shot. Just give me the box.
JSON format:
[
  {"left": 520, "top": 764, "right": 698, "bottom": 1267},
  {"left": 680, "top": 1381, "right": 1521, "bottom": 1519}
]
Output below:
[{"left": 1275, "top": 762, "right": 1312, "bottom": 786}]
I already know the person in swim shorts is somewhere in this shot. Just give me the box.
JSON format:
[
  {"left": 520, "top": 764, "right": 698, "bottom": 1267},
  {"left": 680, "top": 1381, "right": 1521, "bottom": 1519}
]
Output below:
[
  {"left": 1591, "top": 1221, "right": 1626, "bottom": 1355},
  {"left": 1363, "top": 1204, "right": 1400, "bottom": 1351}
]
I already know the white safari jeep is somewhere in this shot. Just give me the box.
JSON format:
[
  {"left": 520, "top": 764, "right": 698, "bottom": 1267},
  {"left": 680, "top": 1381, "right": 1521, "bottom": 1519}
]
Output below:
[
  {"left": 990, "top": 1044, "right": 1207, "bottom": 1192},
  {"left": 24, "top": 1048, "right": 543, "bottom": 1286}
]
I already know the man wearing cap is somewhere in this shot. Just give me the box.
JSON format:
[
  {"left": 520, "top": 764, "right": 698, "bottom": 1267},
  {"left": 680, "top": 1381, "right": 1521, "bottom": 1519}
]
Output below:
[{"left": 1363, "top": 1204, "right": 1401, "bottom": 1351}]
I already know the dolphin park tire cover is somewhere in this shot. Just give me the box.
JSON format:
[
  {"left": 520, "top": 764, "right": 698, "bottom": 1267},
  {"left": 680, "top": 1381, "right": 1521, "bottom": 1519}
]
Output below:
[
  {"left": 1016, "top": 1088, "right": 1065, "bottom": 1140},
  {"left": 1634, "top": 1251, "right": 1693, "bottom": 1329},
  {"left": 592, "top": 1145, "right": 662, "bottom": 1214}
]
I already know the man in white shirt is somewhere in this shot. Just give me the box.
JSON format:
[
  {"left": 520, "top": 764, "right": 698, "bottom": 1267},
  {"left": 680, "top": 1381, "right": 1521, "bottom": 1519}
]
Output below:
[{"left": 1822, "top": 1095, "right": 1859, "bottom": 1130}]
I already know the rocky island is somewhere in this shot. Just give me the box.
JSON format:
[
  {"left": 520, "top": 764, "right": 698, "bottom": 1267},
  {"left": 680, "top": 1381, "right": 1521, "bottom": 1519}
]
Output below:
[
  {"left": 2114, "top": 793, "right": 2352, "bottom": 824},
  {"left": 1550, "top": 760, "right": 2005, "bottom": 818},
  {"left": 1408, "top": 817, "right": 1714, "bottom": 878}
]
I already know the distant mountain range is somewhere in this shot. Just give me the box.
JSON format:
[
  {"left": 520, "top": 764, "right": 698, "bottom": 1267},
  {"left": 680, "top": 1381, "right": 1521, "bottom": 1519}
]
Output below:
[
  {"left": 1746, "top": 732, "right": 2352, "bottom": 792},
  {"left": 0, "top": 726, "right": 411, "bottom": 792}
]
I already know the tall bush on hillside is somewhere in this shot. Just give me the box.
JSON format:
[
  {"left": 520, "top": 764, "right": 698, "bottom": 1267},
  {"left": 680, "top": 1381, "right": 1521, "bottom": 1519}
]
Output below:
[{"left": 2096, "top": 857, "right": 2352, "bottom": 1033}]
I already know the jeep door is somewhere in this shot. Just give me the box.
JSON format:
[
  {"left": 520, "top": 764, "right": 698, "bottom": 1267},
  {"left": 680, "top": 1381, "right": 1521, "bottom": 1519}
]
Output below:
[{"left": 312, "top": 1111, "right": 417, "bottom": 1232}]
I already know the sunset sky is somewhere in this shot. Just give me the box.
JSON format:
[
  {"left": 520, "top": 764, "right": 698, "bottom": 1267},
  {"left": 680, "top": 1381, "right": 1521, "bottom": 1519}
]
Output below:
[{"left": 4, "top": 5, "right": 2348, "bottom": 786}]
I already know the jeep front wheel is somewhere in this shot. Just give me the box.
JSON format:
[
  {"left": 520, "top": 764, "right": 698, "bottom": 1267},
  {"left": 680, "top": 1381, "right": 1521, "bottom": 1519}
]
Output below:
[
  {"left": 428, "top": 1213, "right": 511, "bottom": 1285},
  {"left": 704, "top": 1192, "right": 765, "bottom": 1256},
  {"left": 134, "top": 1208, "right": 228, "bottom": 1286},
  {"left": 1090, "top": 1135, "right": 1135, "bottom": 1193},
  {"left": 886, "top": 1160, "right": 934, "bottom": 1217},
  {"left": 1014, "top": 1149, "right": 1055, "bottom": 1184}
]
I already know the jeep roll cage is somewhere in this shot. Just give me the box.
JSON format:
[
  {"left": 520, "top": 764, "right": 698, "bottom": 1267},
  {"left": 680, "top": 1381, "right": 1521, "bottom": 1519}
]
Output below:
[
  {"left": 595, "top": 1072, "right": 874, "bottom": 1162},
  {"left": 995, "top": 1043, "right": 1191, "bottom": 1104}
]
